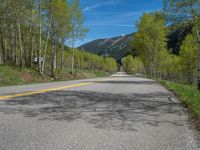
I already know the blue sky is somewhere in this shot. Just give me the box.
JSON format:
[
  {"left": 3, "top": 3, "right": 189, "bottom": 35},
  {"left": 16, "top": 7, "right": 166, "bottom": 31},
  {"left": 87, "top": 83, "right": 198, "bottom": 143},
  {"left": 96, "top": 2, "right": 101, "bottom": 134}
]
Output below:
[{"left": 76, "top": 0, "right": 163, "bottom": 47}]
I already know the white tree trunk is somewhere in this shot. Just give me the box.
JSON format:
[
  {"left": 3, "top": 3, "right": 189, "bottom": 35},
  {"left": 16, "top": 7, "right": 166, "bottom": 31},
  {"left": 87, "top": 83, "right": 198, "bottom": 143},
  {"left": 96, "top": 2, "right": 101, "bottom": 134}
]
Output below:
[
  {"left": 38, "top": 0, "right": 42, "bottom": 74},
  {"left": 17, "top": 22, "right": 25, "bottom": 68}
]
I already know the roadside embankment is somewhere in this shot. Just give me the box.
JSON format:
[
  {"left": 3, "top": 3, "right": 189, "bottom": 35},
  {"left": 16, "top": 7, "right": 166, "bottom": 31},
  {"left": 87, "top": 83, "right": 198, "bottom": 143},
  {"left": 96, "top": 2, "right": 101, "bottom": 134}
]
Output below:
[{"left": 0, "top": 65, "right": 109, "bottom": 87}]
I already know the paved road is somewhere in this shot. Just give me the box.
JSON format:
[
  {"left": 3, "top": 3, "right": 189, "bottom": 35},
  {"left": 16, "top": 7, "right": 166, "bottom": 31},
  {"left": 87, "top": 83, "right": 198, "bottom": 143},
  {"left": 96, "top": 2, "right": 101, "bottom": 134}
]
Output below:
[{"left": 0, "top": 73, "right": 199, "bottom": 150}]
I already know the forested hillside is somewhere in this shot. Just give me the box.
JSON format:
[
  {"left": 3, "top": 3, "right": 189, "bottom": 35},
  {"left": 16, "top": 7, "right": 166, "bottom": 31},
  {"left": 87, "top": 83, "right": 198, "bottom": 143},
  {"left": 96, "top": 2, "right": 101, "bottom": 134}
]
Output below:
[
  {"left": 167, "top": 23, "right": 192, "bottom": 54},
  {"left": 0, "top": 0, "right": 118, "bottom": 81},
  {"left": 79, "top": 33, "right": 134, "bottom": 61}
]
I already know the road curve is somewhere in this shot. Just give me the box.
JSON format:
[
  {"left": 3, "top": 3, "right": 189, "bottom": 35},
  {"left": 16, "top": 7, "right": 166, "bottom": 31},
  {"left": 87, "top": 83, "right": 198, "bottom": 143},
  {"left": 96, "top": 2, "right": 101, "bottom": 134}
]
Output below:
[{"left": 0, "top": 73, "right": 199, "bottom": 150}]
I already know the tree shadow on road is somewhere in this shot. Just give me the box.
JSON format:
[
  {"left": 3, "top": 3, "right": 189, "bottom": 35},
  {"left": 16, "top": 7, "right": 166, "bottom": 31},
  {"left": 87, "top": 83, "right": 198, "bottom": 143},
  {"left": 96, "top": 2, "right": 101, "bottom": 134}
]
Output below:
[{"left": 0, "top": 90, "right": 185, "bottom": 132}]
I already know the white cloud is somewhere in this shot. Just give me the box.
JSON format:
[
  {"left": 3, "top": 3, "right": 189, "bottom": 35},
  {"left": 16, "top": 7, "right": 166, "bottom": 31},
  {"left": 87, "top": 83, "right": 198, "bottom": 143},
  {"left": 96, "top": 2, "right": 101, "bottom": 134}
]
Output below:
[
  {"left": 117, "top": 24, "right": 134, "bottom": 27},
  {"left": 88, "top": 24, "right": 134, "bottom": 28},
  {"left": 85, "top": 9, "right": 159, "bottom": 28},
  {"left": 83, "top": 3, "right": 101, "bottom": 11},
  {"left": 83, "top": 0, "right": 120, "bottom": 11}
]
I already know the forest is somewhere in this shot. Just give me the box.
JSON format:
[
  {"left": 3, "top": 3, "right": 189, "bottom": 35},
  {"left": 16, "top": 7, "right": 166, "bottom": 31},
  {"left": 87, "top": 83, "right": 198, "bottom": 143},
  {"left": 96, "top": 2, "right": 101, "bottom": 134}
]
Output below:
[
  {"left": 123, "top": 0, "right": 200, "bottom": 90},
  {"left": 0, "top": 0, "right": 118, "bottom": 79},
  {"left": 1, "top": 0, "right": 200, "bottom": 90}
]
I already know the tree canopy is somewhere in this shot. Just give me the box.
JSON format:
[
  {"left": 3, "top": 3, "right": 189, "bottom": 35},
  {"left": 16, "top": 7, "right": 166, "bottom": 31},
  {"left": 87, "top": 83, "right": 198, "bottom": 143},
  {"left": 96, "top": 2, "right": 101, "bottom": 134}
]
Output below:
[{"left": 0, "top": 0, "right": 118, "bottom": 79}]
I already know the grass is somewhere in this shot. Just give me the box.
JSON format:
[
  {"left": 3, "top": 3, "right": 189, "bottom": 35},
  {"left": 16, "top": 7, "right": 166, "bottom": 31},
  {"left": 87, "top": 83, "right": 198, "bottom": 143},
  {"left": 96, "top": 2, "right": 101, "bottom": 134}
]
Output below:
[
  {"left": 0, "top": 65, "right": 23, "bottom": 86},
  {"left": 160, "top": 80, "right": 200, "bottom": 120},
  {"left": 0, "top": 65, "right": 50, "bottom": 86},
  {"left": 0, "top": 65, "right": 109, "bottom": 87}
]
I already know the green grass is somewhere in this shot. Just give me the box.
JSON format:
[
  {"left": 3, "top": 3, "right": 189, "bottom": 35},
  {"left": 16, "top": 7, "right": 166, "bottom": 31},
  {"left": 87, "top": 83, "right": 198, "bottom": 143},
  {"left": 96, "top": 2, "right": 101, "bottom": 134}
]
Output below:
[
  {"left": 0, "top": 65, "right": 46, "bottom": 86},
  {"left": 160, "top": 80, "right": 200, "bottom": 119},
  {"left": 93, "top": 71, "right": 109, "bottom": 77},
  {"left": 0, "top": 65, "right": 23, "bottom": 86},
  {"left": 0, "top": 65, "right": 110, "bottom": 87},
  {"left": 74, "top": 68, "right": 109, "bottom": 76}
]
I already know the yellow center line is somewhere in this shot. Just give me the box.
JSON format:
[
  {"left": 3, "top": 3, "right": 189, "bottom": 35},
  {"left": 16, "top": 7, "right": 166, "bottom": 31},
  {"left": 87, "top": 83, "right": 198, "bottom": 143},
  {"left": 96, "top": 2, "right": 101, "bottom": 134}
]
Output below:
[
  {"left": 0, "top": 77, "right": 121, "bottom": 100},
  {"left": 0, "top": 82, "right": 94, "bottom": 100}
]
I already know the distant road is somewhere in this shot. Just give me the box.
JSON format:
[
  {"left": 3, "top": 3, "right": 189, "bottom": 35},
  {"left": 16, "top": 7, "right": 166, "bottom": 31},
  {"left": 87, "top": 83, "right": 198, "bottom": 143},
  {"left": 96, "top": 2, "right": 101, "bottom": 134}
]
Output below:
[{"left": 0, "top": 72, "right": 199, "bottom": 150}]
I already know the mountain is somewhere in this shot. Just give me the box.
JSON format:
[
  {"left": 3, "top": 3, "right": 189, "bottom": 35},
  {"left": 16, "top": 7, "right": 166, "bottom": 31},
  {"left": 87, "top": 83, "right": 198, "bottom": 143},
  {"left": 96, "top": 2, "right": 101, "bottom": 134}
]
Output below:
[
  {"left": 79, "top": 33, "right": 134, "bottom": 61},
  {"left": 79, "top": 23, "right": 192, "bottom": 61}
]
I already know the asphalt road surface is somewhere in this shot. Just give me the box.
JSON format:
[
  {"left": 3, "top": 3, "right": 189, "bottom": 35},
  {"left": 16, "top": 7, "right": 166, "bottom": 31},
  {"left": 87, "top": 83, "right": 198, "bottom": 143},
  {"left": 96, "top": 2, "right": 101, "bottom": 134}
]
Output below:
[{"left": 0, "top": 72, "right": 199, "bottom": 150}]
